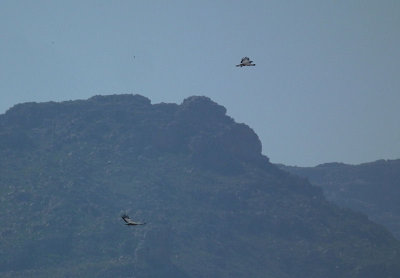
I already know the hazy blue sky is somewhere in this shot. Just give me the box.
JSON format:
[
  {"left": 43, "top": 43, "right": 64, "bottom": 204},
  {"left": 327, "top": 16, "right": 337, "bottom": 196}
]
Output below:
[{"left": 1, "top": 1, "right": 399, "bottom": 166}]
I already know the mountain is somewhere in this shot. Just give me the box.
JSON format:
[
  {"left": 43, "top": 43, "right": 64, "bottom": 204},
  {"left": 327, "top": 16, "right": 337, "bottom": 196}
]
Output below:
[
  {"left": 279, "top": 160, "right": 400, "bottom": 240},
  {"left": 1, "top": 94, "right": 400, "bottom": 278}
]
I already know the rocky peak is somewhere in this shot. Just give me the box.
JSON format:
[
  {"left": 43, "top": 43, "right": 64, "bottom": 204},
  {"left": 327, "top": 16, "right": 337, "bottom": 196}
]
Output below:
[
  {"left": 173, "top": 96, "right": 267, "bottom": 172},
  {"left": 180, "top": 96, "right": 227, "bottom": 119},
  {"left": 88, "top": 94, "right": 151, "bottom": 107}
]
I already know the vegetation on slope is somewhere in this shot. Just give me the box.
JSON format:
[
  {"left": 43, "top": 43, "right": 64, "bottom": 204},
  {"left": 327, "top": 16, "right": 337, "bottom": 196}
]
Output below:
[
  {"left": 280, "top": 160, "right": 400, "bottom": 240},
  {"left": 1, "top": 95, "right": 400, "bottom": 278}
]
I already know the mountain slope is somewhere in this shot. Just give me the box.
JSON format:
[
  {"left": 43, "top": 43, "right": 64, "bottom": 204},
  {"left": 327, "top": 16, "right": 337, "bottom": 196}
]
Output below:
[
  {"left": 279, "top": 160, "right": 400, "bottom": 240},
  {"left": 1, "top": 95, "right": 400, "bottom": 278}
]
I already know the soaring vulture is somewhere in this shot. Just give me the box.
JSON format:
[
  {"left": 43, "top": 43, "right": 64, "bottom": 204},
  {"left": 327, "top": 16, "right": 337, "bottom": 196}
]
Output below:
[
  {"left": 236, "top": 57, "right": 256, "bottom": 67},
  {"left": 121, "top": 214, "right": 146, "bottom": 226}
]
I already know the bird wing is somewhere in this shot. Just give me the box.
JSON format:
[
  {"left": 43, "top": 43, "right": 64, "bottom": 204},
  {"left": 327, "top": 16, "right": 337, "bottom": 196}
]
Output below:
[
  {"left": 133, "top": 221, "right": 146, "bottom": 225},
  {"left": 121, "top": 214, "right": 131, "bottom": 223},
  {"left": 122, "top": 214, "right": 145, "bottom": 225},
  {"left": 241, "top": 57, "right": 250, "bottom": 63},
  {"left": 126, "top": 219, "right": 137, "bottom": 225},
  {"left": 122, "top": 217, "right": 128, "bottom": 223}
]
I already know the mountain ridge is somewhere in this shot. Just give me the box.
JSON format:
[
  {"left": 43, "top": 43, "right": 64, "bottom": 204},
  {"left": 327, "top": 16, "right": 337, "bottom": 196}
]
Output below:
[
  {"left": 279, "top": 159, "right": 400, "bottom": 240},
  {"left": 1, "top": 94, "right": 400, "bottom": 278}
]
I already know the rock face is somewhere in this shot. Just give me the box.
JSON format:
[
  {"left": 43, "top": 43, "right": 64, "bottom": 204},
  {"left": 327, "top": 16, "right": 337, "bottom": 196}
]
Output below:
[
  {"left": 280, "top": 159, "right": 400, "bottom": 240},
  {"left": 1, "top": 94, "right": 400, "bottom": 278}
]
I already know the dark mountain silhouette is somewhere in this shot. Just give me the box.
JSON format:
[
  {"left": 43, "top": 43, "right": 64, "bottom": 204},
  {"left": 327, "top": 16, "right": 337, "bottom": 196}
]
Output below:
[
  {"left": 1, "top": 94, "right": 400, "bottom": 277},
  {"left": 279, "top": 160, "right": 400, "bottom": 240}
]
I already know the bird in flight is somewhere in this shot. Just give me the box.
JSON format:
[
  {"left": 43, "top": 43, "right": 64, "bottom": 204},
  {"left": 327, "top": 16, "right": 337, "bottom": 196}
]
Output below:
[
  {"left": 236, "top": 57, "right": 256, "bottom": 67},
  {"left": 121, "top": 214, "right": 146, "bottom": 226}
]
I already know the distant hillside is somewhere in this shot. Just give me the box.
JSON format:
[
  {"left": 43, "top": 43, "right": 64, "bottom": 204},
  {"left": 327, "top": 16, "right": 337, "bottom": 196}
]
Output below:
[
  {"left": 1, "top": 95, "right": 400, "bottom": 278},
  {"left": 279, "top": 160, "right": 400, "bottom": 240}
]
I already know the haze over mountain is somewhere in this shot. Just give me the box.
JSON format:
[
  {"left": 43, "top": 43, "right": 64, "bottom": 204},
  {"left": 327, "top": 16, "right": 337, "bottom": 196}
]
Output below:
[
  {"left": 279, "top": 160, "right": 400, "bottom": 240},
  {"left": 1, "top": 95, "right": 400, "bottom": 278}
]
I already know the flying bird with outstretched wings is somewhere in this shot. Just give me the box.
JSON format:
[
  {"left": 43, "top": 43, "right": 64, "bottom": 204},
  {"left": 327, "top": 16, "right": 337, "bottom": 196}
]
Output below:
[
  {"left": 121, "top": 214, "right": 146, "bottom": 226},
  {"left": 236, "top": 57, "right": 256, "bottom": 67}
]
